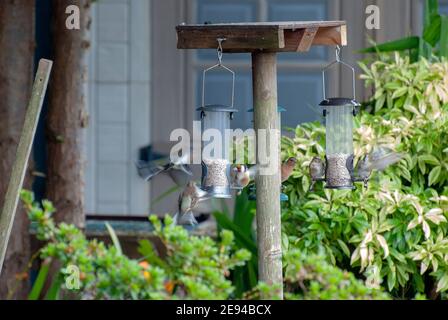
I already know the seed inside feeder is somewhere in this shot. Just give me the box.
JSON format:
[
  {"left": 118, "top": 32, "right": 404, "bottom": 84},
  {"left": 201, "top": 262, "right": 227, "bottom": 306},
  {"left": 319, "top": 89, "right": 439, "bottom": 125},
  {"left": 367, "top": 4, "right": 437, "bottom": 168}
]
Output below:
[
  {"left": 325, "top": 153, "right": 353, "bottom": 188},
  {"left": 203, "top": 158, "right": 229, "bottom": 187}
]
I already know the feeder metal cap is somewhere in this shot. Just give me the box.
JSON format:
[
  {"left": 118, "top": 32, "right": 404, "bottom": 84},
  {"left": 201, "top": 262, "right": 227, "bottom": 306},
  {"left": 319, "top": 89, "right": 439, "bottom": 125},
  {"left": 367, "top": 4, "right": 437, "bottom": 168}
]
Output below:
[
  {"left": 197, "top": 104, "right": 239, "bottom": 113},
  {"left": 319, "top": 98, "right": 360, "bottom": 107}
]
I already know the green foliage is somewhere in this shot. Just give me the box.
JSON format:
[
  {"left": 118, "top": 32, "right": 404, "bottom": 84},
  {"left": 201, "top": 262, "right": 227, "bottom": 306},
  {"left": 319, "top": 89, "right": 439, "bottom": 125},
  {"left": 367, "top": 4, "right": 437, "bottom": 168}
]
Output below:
[
  {"left": 21, "top": 190, "right": 250, "bottom": 300},
  {"left": 143, "top": 215, "right": 251, "bottom": 299},
  {"left": 281, "top": 55, "right": 448, "bottom": 298},
  {"left": 283, "top": 250, "right": 390, "bottom": 300},
  {"left": 245, "top": 250, "right": 389, "bottom": 300},
  {"left": 361, "top": 0, "right": 448, "bottom": 60},
  {"left": 213, "top": 189, "right": 258, "bottom": 297}
]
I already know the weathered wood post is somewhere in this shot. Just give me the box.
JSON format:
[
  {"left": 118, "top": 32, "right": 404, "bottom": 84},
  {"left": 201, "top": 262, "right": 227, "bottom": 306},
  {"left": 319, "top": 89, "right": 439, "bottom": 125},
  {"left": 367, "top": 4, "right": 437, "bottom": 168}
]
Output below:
[
  {"left": 0, "top": 59, "right": 53, "bottom": 274},
  {"left": 252, "top": 52, "right": 282, "bottom": 296},
  {"left": 176, "top": 21, "right": 347, "bottom": 298}
]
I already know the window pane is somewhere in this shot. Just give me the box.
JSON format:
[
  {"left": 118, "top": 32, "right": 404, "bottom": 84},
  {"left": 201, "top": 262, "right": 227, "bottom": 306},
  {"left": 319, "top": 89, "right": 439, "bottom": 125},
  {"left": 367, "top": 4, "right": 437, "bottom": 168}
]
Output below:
[
  {"left": 268, "top": 0, "right": 329, "bottom": 62},
  {"left": 277, "top": 72, "right": 323, "bottom": 128},
  {"left": 196, "top": 0, "right": 257, "bottom": 62},
  {"left": 196, "top": 70, "right": 253, "bottom": 130}
]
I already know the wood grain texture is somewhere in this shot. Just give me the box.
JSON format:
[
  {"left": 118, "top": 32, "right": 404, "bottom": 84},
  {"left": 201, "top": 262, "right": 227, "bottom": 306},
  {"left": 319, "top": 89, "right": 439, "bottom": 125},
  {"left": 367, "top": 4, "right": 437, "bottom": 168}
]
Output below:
[
  {"left": 0, "top": 0, "right": 36, "bottom": 298},
  {"left": 176, "top": 21, "right": 347, "bottom": 52},
  {"left": 46, "top": 0, "right": 90, "bottom": 228},
  {"left": 0, "top": 59, "right": 53, "bottom": 275},
  {"left": 252, "top": 52, "right": 283, "bottom": 299},
  {"left": 296, "top": 27, "right": 318, "bottom": 52}
]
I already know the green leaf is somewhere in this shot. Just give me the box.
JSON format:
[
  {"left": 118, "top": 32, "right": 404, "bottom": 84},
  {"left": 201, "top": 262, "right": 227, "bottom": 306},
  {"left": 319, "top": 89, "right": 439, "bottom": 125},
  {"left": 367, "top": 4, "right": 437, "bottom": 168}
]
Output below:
[
  {"left": 29, "top": 258, "right": 51, "bottom": 300},
  {"left": 428, "top": 166, "right": 442, "bottom": 186},
  {"left": 233, "top": 189, "right": 255, "bottom": 233},
  {"left": 213, "top": 211, "right": 257, "bottom": 257},
  {"left": 387, "top": 267, "right": 397, "bottom": 292},
  {"left": 391, "top": 87, "right": 409, "bottom": 99},
  {"left": 375, "top": 94, "right": 386, "bottom": 112},
  {"left": 137, "top": 239, "right": 166, "bottom": 268},
  {"left": 436, "top": 274, "right": 448, "bottom": 292},
  {"left": 425, "top": 0, "right": 439, "bottom": 24},
  {"left": 105, "top": 222, "right": 122, "bottom": 255},
  {"left": 45, "top": 275, "right": 63, "bottom": 300},
  {"left": 360, "top": 37, "right": 419, "bottom": 53},
  {"left": 440, "top": 15, "right": 448, "bottom": 58},
  {"left": 337, "top": 239, "right": 350, "bottom": 257},
  {"left": 422, "top": 14, "right": 441, "bottom": 46},
  {"left": 418, "top": 154, "right": 440, "bottom": 166}
]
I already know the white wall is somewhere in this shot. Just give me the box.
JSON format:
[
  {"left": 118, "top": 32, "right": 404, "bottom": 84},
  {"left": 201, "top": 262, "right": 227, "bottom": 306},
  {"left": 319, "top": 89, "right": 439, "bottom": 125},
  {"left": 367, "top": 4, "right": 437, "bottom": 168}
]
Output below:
[{"left": 85, "top": 0, "right": 151, "bottom": 216}]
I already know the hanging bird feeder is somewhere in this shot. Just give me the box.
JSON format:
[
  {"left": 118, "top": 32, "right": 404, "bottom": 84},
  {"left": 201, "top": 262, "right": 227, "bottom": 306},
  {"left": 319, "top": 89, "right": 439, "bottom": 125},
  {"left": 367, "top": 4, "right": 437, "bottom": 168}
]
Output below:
[
  {"left": 197, "top": 38, "right": 238, "bottom": 198},
  {"left": 311, "top": 46, "right": 360, "bottom": 190}
]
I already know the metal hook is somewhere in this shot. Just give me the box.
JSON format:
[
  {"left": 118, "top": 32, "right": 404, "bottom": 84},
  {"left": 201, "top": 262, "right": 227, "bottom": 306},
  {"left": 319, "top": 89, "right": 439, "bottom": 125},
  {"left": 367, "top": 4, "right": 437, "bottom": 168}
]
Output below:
[
  {"left": 335, "top": 45, "right": 341, "bottom": 62},
  {"left": 201, "top": 38, "right": 235, "bottom": 108},
  {"left": 321, "top": 46, "right": 356, "bottom": 101},
  {"left": 217, "top": 37, "right": 226, "bottom": 65}
]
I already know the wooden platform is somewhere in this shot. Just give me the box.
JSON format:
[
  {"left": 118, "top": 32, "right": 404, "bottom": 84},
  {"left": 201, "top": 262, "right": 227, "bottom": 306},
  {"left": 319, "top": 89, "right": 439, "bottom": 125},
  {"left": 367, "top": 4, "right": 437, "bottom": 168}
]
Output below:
[{"left": 176, "top": 21, "right": 347, "bottom": 52}]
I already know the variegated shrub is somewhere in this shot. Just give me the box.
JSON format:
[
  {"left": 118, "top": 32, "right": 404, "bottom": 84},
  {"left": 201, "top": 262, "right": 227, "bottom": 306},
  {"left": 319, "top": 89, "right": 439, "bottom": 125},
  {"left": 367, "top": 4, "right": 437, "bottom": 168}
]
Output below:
[{"left": 281, "top": 54, "right": 448, "bottom": 299}]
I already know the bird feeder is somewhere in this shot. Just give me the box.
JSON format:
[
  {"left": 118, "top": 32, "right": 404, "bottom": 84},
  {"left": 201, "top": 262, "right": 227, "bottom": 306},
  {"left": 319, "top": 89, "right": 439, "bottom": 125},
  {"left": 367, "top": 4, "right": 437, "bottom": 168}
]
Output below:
[
  {"left": 176, "top": 21, "right": 348, "bottom": 298},
  {"left": 315, "top": 46, "right": 360, "bottom": 190},
  {"left": 197, "top": 39, "right": 238, "bottom": 198}
]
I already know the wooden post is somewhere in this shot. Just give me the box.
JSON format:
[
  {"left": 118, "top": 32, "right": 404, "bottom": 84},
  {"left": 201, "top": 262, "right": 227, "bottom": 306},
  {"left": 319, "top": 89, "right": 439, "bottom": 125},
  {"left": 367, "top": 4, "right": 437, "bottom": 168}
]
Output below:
[
  {"left": 252, "top": 52, "right": 283, "bottom": 298},
  {"left": 0, "top": 59, "right": 53, "bottom": 274},
  {"left": 176, "top": 21, "right": 347, "bottom": 300}
]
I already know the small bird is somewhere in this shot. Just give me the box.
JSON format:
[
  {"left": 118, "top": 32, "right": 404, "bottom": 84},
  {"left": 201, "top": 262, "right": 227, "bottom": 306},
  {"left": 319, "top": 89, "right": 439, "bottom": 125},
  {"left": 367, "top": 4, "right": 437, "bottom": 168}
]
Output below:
[
  {"left": 309, "top": 156, "right": 326, "bottom": 191},
  {"left": 136, "top": 153, "right": 193, "bottom": 186},
  {"left": 231, "top": 164, "right": 258, "bottom": 195},
  {"left": 355, "top": 148, "right": 404, "bottom": 188},
  {"left": 173, "top": 181, "right": 209, "bottom": 225},
  {"left": 281, "top": 157, "right": 297, "bottom": 182}
]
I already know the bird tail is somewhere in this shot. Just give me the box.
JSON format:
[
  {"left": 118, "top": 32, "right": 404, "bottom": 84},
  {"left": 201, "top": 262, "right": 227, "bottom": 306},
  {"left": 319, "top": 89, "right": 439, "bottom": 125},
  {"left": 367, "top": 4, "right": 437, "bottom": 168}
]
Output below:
[
  {"left": 371, "top": 152, "right": 405, "bottom": 171},
  {"left": 173, "top": 211, "right": 198, "bottom": 226},
  {"left": 135, "top": 160, "right": 165, "bottom": 181}
]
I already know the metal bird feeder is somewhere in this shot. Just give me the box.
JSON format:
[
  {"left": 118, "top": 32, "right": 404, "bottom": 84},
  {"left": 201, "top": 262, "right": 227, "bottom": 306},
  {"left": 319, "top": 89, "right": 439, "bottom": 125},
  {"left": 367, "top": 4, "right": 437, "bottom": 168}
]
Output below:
[
  {"left": 197, "top": 38, "right": 238, "bottom": 198},
  {"left": 313, "top": 46, "right": 360, "bottom": 190}
]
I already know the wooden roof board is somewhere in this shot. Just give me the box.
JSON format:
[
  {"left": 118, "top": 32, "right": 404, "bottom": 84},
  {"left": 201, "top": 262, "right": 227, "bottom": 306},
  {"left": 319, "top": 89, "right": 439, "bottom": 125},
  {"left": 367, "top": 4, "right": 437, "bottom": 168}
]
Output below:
[{"left": 176, "top": 21, "right": 347, "bottom": 52}]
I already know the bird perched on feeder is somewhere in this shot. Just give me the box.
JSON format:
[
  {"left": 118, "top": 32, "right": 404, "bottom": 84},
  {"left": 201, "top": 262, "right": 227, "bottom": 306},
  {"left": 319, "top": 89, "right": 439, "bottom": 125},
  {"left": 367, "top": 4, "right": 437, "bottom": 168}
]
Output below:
[
  {"left": 309, "top": 156, "right": 326, "bottom": 191},
  {"left": 136, "top": 153, "right": 193, "bottom": 186},
  {"left": 231, "top": 164, "right": 258, "bottom": 195},
  {"left": 231, "top": 157, "right": 297, "bottom": 194},
  {"left": 281, "top": 157, "right": 297, "bottom": 182},
  {"left": 354, "top": 148, "right": 404, "bottom": 188},
  {"left": 174, "top": 181, "right": 209, "bottom": 225}
]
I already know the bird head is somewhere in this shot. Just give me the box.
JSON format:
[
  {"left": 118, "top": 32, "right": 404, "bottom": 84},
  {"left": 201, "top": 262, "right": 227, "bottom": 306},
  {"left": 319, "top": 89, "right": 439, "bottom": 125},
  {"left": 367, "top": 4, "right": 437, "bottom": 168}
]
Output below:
[
  {"left": 235, "top": 164, "right": 247, "bottom": 173},
  {"left": 286, "top": 157, "right": 297, "bottom": 167}
]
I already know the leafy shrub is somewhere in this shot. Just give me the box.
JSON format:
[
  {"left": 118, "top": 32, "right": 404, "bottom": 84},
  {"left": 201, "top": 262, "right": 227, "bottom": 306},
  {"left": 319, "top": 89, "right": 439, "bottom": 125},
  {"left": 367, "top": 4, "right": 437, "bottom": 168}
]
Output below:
[
  {"left": 281, "top": 55, "right": 448, "bottom": 299},
  {"left": 244, "top": 250, "right": 389, "bottom": 300},
  {"left": 283, "top": 250, "right": 389, "bottom": 300},
  {"left": 21, "top": 190, "right": 250, "bottom": 300}
]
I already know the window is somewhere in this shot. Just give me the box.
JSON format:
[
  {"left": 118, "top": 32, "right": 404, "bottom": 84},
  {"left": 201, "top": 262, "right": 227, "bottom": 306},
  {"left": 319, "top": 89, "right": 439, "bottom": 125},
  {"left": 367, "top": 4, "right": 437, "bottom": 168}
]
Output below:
[{"left": 187, "top": 0, "right": 338, "bottom": 131}]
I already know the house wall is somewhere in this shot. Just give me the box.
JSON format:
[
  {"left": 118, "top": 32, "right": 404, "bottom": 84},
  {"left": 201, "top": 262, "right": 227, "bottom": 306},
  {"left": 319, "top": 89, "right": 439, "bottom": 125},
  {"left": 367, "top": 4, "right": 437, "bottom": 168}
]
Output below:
[{"left": 85, "top": 0, "right": 151, "bottom": 216}]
